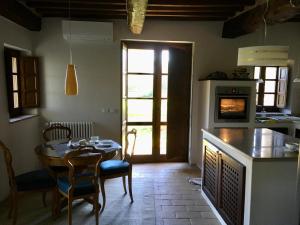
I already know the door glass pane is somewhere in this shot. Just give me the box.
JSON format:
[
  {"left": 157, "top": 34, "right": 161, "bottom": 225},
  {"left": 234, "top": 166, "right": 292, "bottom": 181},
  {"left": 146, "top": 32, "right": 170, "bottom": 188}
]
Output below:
[
  {"left": 264, "top": 81, "right": 276, "bottom": 92},
  {"left": 12, "top": 57, "right": 17, "bottom": 73},
  {"left": 162, "top": 50, "right": 169, "bottom": 74},
  {"left": 161, "top": 75, "right": 168, "bottom": 98},
  {"left": 128, "top": 99, "right": 153, "bottom": 122},
  {"left": 256, "top": 94, "right": 258, "bottom": 105},
  {"left": 128, "top": 49, "right": 154, "bottom": 73},
  {"left": 128, "top": 126, "right": 152, "bottom": 155},
  {"left": 256, "top": 83, "right": 259, "bottom": 92},
  {"left": 160, "top": 125, "right": 167, "bottom": 155},
  {"left": 161, "top": 99, "right": 167, "bottom": 122},
  {"left": 128, "top": 75, "right": 153, "bottom": 98},
  {"left": 13, "top": 75, "right": 18, "bottom": 91},
  {"left": 266, "top": 67, "right": 277, "bottom": 79},
  {"left": 13, "top": 92, "right": 19, "bottom": 108},
  {"left": 264, "top": 94, "right": 275, "bottom": 106},
  {"left": 254, "top": 67, "right": 260, "bottom": 79}
]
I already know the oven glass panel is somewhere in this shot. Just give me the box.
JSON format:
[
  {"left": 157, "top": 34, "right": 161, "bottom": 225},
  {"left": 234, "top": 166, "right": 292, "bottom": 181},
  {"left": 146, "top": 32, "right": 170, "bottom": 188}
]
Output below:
[{"left": 220, "top": 98, "right": 246, "bottom": 114}]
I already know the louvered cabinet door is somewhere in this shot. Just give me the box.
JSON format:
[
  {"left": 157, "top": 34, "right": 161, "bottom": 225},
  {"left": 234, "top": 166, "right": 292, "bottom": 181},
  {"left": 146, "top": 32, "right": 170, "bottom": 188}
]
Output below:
[
  {"left": 218, "top": 152, "right": 245, "bottom": 225},
  {"left": 202, "top": 141, "right": 219, "bottom": 206}
]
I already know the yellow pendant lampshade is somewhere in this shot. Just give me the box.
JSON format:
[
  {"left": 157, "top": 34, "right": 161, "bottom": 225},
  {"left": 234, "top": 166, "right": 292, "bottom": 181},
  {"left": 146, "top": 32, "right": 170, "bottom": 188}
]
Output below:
[{"left": 65, "top": 64, "right": 78, "bottom": 95}]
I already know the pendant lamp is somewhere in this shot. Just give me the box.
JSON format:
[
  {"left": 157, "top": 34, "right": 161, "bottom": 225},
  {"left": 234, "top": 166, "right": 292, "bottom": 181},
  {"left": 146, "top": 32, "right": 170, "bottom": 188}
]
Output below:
[{"left": 65, "top": 0, "right": 78, "bottom": 95}]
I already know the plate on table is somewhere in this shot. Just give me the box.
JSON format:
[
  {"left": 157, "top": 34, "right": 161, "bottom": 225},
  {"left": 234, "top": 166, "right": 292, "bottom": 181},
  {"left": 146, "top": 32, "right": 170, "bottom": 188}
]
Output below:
[{"left": 98, "top": 140, "right": 113, "bottom": 148}]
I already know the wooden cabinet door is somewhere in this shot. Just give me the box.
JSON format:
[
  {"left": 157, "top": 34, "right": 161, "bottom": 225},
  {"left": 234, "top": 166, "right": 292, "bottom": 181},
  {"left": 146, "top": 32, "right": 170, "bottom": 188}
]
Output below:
[
  {"left": 217, "top": 151, "right": 245, "bottom": 225},
  {"left": 202, "top": 140, "right": 219, "bottom": 206}
]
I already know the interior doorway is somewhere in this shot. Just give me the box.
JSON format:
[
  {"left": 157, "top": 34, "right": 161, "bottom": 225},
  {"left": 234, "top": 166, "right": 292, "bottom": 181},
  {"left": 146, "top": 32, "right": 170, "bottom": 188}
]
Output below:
[{"left": 121, "top": 41, "right": 192, "bottom": 162}]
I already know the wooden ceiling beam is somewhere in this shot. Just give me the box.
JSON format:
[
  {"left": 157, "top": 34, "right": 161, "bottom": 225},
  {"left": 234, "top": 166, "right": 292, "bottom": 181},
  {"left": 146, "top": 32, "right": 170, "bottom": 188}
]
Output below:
[
  {"left": 0, "top": 0, "right": 41, "bottom": 31},
  {"left": 36, "top": 7, "right": 235, "bottom": 17},
  {"left": 23, "top": 0, "right": 254, "bottom": 7},
  {"left": 222, "top": 0, "right": 300, "bottom": 38},
  {"left": 32, "top": 4, "right": 242, "bottom": 13},
  {"left": 35, "top": 7, "right": 239, "bottom": 14}
]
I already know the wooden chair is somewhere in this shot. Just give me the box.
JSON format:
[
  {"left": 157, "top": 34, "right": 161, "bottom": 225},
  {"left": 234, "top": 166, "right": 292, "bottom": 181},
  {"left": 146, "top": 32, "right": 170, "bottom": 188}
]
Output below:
[
  {"left": 99, "top": 128, "right": 137, "bottom": 213},
  {"left": 0, "top": 140, "right": 56, "bottom": 225},
  {"left": 56, "top": 146, "right": 102, "bottom": 225},
  {"left": 42, "top": 123, "right": 72, "bottom": 142},
  {"left": 42, "top": 123, "right": 72, "bottom": 175}
]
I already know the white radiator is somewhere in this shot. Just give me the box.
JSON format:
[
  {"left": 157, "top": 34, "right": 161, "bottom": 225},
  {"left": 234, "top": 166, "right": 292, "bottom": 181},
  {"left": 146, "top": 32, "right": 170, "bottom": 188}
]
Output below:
[{"left": 47, "top": 121, "right": 95, "bottom": 139}]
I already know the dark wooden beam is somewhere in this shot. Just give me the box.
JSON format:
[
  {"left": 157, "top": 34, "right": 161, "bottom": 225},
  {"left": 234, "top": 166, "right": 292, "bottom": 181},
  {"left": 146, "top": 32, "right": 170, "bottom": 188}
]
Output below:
[
  {"left": 222, "top": 0, "right": 300, "bottom": 38},
  {"left": 0, "top": 0, "right": 41, "bottom": 31},
  {"left": 37, "top": 8, "right": 234, "bottom": 19},
  {"left": 24, "top": 0, "right": 254, "bottom": 7}
]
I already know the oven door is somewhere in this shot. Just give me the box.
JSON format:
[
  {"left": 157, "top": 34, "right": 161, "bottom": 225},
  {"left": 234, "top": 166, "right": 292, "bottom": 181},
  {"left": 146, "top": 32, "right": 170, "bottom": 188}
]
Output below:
[{"left": 215, "top": 95, "right": 249, "bottom": 122}]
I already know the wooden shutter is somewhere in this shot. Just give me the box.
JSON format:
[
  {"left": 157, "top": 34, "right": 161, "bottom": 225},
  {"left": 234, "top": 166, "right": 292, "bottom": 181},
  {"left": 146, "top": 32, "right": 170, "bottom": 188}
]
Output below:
[
  {"left": 20, "top": 56, "right": 40, "bottom": 107},
  {"left": 276, "top": 67, "right": 288, "bottom": 108},
  {"left": 166, "top": 45, "right": 192, "bottom": 160}
]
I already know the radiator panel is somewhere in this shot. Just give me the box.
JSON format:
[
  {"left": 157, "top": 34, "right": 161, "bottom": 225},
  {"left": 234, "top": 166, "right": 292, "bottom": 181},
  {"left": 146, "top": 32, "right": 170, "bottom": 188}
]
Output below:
[{"left": 48, "top": 121, "right": 94, "bottom": 139}]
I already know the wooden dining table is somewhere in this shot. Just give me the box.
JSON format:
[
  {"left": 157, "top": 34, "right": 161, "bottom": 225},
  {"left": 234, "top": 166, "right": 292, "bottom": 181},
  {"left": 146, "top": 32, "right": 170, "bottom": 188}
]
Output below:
[{"left": 35, "top": 139, "right": 122, "bottom": 168}]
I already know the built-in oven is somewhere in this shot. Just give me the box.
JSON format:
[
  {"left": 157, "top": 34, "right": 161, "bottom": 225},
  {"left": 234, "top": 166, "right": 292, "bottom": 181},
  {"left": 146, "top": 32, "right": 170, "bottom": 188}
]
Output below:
[{"left": 215, "top": 86, "right": 251, "bottom": 122}]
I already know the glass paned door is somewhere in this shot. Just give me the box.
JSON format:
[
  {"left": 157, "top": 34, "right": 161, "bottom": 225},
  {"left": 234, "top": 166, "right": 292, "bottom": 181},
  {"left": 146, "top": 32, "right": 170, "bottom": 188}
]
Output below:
[{"left": 123, "top": 44, "right": 169, "bottom": 161}]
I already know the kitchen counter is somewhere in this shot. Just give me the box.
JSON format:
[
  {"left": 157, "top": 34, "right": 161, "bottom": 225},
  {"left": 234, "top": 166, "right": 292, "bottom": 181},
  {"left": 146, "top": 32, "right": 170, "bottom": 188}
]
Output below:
[
  {"left": 201, "top": 128, "right": 299, "bottom": 225},
  {"left": 203, "top": 128, "right": 299, "bottom": 160}
]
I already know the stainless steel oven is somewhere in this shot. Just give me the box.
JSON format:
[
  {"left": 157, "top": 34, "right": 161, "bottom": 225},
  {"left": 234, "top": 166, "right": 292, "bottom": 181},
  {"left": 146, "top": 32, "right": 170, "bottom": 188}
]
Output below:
[{"left": 215, "top": 86, "right": 251, "bottom": 122}]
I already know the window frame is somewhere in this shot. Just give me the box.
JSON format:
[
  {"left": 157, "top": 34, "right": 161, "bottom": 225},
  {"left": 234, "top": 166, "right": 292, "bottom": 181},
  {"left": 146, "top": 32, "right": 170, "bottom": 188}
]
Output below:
[
  {"left": 4, "top": 48, "right": 23, "bottom": 117},
  {"left": 255, "top": 66, "right": 281, "bottom": 112}
]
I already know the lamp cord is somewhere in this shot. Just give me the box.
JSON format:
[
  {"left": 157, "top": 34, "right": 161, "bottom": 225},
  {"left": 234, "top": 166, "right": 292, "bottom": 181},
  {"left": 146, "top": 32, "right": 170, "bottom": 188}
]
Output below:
[
  {"left": 263, "top": 0, "right": 269, "bottom": 43},
  {"left": 68, "top": 0, "right": 73, "bottom": 64}
]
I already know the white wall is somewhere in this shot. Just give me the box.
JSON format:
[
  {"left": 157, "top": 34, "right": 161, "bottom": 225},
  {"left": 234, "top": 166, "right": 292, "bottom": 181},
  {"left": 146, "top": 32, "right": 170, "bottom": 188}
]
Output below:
[
  {"left": 34, "top": 19, "right": 300, "bottom": 168},
  {"left": 0, "top": 16, "right": 41, "bottom": 201}
]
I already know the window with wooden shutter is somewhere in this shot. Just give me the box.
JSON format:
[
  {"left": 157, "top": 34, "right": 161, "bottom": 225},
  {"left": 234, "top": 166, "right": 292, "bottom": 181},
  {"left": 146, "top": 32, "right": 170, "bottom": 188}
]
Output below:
[
  {"left": 254, "top": 66, "right": 289, "bottom": 111},
  {"left": 276, "top": 67, "right": 288, "bottom": 108},
  {"left": 4, "top": 48, "right": 40, "bottom": 118}
]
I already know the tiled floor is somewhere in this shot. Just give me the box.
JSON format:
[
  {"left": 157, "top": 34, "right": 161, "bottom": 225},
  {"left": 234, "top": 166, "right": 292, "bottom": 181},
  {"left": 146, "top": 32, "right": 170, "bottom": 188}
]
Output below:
[{"left": 0, "top": 163, "right": 221, "bottom": 225}]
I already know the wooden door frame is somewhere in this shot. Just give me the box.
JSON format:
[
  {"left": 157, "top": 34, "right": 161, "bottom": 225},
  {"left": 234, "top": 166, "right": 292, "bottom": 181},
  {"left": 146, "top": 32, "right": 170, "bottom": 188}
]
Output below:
[{"left": 120, "top": 40, "right": 193, "bottom": 163}]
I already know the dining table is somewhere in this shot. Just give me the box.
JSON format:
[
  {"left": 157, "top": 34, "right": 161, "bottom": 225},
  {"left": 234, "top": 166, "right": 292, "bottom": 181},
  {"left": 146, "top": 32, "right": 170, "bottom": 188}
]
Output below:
[{"left": 35, "top": 138, "right": 122, "bottom": 168}]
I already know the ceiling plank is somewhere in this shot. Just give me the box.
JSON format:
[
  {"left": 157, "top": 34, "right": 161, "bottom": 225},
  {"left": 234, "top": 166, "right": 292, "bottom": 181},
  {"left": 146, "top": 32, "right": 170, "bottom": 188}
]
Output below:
[
  {"left": 222, "top": 0, "right": 300, "bottom": 38},
  {"left": 0, "top": 0, "right": 41, "bottom": 31},
  {"left": 24, "top": 0, "right": 254, "bottom": 7}
]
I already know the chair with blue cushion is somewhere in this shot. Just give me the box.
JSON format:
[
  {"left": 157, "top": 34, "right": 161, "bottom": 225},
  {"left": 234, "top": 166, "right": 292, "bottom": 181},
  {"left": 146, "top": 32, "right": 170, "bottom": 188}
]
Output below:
[
  {"left": 56, "top": 146, "right": 102, "bottom": 225},
  {"left": 0, "top": 140, "right": 56, "bottom": 225},
  {"left": 99, "top": 128, "right": 137, "bottom": 212}
]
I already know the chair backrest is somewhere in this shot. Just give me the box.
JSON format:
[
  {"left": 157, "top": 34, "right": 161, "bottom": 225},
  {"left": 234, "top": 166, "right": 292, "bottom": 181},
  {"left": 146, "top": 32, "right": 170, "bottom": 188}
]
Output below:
[
  {"left": 0, "top": 141, "right": 17, "bottom": 192},
  {"left": 124, "top": 128, "right": 137, "bottom": 162},
  {"left": 43, "top": 123, "right": 72, "bottom": 142},
  {"left": 63, "top": 146, "right": 102, "bottom": 195}
]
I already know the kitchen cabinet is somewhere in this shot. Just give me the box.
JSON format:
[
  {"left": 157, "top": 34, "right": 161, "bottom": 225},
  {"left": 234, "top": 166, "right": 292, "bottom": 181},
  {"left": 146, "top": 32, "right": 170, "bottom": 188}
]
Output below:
[
  {"left": 202, "top": 140, "right": 245, "bottom": 225},
  {"left": 202, "top": 128, "right": 299, "bottom": 225}
]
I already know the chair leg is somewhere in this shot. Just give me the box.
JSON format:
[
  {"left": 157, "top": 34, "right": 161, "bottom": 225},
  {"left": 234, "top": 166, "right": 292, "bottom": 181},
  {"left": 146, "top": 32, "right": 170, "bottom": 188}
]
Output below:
[
  {"left": 51, "top": 188, "right": 58, "bottom": 218},
  {"left": 128, "top": 172, "right": 133, "bottom": 203},
  {"left": 94, "top": 194, "right": 100, "bottom": 225},
  {"left": 122, "top": 176, "right": 127, "bottom": 194},
  {"left": 12, "top": 193, "right": 18, "bottom": 225},
  {"left": 67, "top": 198, "right": 72, "bottom": 225},
  {"left": 42, "top": 192, "right": 47, "bottom": 207},
  {"left": 100, "top": 179, "right": 106, "bottom": 213},
  {"left": 8, "top": 192, "right": 13, "bottom": 219}
]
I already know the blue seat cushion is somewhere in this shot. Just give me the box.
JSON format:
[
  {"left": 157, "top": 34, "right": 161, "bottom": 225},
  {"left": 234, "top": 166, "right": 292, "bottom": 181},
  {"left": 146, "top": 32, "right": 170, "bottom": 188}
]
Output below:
[
  {"left": 16, "top": 169, "right": 56, "bottom": 192},
  {"left": 100, "top": 160, "right": 129, "bottom": 175},
  {"left": 57, "top": 176, "right": 96, "bottom": 197}
]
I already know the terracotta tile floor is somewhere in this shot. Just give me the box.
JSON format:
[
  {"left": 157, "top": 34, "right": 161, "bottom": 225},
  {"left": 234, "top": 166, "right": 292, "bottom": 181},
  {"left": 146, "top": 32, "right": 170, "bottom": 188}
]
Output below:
[{"left": 0, "top": 163, "right": 221, "bottom": 225}]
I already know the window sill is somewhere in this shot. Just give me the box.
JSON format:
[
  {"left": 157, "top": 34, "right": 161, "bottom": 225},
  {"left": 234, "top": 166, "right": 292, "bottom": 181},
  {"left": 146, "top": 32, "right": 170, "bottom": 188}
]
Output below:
[{"left": 9, "top": 114, "right": 39, "bottom": 124}]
